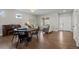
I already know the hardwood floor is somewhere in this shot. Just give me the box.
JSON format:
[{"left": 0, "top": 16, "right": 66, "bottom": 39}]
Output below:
[{"left": 0, "top": 31, "right": 76, "bottom": 49}]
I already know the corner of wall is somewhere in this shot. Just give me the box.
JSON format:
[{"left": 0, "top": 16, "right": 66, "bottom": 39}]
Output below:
[{"left": 0, "top": 33, "right": 2, "bottom": 36}]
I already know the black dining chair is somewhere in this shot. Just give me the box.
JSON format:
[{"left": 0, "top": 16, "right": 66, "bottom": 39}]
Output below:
[
  {"left": 18, "top": 31, "right": 32, "bottom": 43},
  {"left": 11, "top": 25, "right": 21, "bottom": 42},
  {"left": 11, "top": 29, "right": 19, "bottom": 42},
  {"left": 42, "top": 25, "right": 50, "bottom": 34},
  {"left": 16, "top": 30, "right": 32, "bottom": 48}
]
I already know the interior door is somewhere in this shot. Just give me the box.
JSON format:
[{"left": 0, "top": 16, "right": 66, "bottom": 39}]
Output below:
[{"left": 59, "top": 13, "right": 72, "bottom": 31}]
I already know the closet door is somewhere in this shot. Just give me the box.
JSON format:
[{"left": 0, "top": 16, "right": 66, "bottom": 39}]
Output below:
[{"left": 59, "top": 13, "right": 72, "bottom": 31}]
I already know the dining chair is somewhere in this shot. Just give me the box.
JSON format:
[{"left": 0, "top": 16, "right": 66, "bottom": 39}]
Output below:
[
  {"left": 16, "top": 30, "right": 32, "bottom": 48},
  {"left": 42, "top": 25, "right": 50, "bottom": 34}
]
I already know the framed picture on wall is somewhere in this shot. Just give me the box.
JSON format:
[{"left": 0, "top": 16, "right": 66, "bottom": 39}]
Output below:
[{"left": 16, "top": 14, "right": 22, "bottom": 19}]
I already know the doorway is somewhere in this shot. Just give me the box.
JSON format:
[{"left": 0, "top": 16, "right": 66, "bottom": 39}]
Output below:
[{"left": 58, "top": 13, "right": 72, "bottom": 32}]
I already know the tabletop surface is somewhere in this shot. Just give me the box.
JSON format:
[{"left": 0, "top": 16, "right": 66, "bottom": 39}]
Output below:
[{"left": 14, "top": 28, "right": 37, "bottom": 32}]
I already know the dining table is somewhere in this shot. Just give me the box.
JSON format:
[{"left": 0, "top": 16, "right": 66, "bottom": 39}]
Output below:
[{"left": 12, "top": 27, "right": 38, "bottom": 41}]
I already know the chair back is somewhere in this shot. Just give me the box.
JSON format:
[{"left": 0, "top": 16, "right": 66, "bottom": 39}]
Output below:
[
  {"left": 17, "top": 30, "right": 32, "bottom": 43},
  {"left": 43, "top": 25, "right": 50, "bottom": 33}
]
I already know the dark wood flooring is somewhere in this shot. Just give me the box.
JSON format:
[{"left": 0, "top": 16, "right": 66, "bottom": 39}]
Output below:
[{"left": 0, "top": 31, "right": 76, "bottom": 49}]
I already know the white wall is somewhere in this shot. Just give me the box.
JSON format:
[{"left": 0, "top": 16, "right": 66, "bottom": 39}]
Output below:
[
  {"left": 0, "top": 9, "right": 37, "bottom": 36},
  {"left": 73, "top": 9, "right": 79, "bottom": 47},
  {"left": 70, "top": 9, "right": 79, "bottom": 47},
  {"left": 48, "top": 13, "right": 58, "bottom": 32}
]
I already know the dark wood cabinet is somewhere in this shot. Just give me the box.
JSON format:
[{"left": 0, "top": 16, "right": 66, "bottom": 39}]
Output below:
[{"left": 2, "top": 24, "right": 21, "bottom": 36}]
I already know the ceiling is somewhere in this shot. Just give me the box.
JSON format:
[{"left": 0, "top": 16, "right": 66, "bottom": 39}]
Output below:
[{"left": 17, "top": 9, "right": 73, "bottom": 15}]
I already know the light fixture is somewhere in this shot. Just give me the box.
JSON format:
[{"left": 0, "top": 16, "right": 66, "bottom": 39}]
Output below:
[
  {"left": 42, "top": 16, "right": 49, "bottom": 20},
  {"left": 16, "top": 14, "right": 22, "bottom": 19},
  {"left": 30, "top": 9, "right": 37, "bottom": 12},
  {"left": 62, "top": 10, "right": 66, "bottom": 12}
]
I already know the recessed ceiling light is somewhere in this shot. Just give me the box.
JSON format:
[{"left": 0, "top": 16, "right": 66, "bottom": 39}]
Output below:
[
  {"left": 30, "top": 9, "right": 37, "bottom": 12},
  {"left": 62, "top": 10, "right": 66, "bottom": 12}
]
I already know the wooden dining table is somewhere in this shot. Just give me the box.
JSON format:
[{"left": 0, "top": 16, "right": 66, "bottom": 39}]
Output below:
[{"left": 12, "top": 28, "right": 38, "bottom": 41}]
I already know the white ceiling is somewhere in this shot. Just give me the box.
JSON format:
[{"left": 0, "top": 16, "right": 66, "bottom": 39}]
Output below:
[{"left": 17, "top": 9, "right": 73, "bottom": 15}]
